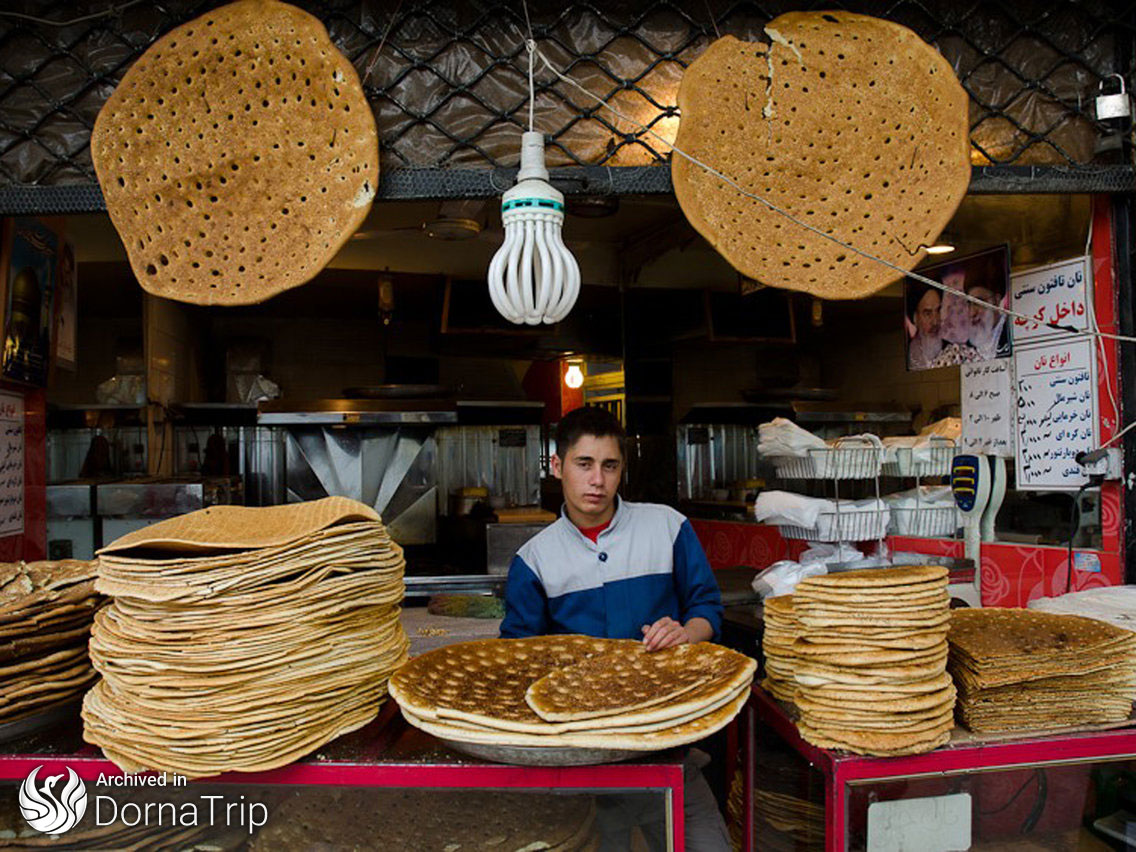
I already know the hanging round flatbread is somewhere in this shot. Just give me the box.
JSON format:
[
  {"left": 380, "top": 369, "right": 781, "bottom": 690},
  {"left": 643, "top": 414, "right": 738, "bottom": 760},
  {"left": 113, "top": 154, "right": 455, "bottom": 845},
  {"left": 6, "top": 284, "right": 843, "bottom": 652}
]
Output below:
[
  {"left": 91, "top": 0, "right": 378, "bottom": 306},
  {"left": 672, "top": 12, "right": 970, "bottom": 299}
]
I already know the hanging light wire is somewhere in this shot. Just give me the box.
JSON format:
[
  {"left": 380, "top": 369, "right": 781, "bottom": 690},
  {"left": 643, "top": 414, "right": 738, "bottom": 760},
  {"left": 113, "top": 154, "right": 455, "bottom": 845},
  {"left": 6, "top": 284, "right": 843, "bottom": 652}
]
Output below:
[
  {"left": 521, "top": 0, "right": 536, "bottom": 132},
  {"left": 0, "top": 1, "right": 143, "bottom": 27},
  {"left": 485, "top": 2, "right": 580, "bottom": 325}
]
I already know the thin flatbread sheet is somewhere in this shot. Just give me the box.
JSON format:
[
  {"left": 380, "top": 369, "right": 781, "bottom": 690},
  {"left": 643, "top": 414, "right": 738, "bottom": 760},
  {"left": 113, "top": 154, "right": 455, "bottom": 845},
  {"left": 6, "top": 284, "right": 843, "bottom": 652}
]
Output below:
[
  {"left": 98, "top": 497, "right": 380, "bottom": 555},
  {"left": 526, "top": 642, "right": 754, "bottom": 722},
  {"left": 91, "top": 0, "right": 378, "bottom": 306},
  {"left": 672, "top": 14, "right": 969, "bottom": 299}
]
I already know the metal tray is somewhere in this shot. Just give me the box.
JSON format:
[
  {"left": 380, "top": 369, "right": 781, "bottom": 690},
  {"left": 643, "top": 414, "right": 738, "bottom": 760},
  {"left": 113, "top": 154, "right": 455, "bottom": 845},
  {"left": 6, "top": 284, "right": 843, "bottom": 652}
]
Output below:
[{"left": 439, "top": 738, "right": 643, "bottom": 767}]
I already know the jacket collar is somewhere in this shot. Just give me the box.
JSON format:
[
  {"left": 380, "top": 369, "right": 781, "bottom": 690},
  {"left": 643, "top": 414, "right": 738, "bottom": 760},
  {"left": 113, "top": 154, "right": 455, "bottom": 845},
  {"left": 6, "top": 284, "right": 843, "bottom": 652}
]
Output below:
[{"left": 560, "top": 495, "right": 625, "bottom": 542}]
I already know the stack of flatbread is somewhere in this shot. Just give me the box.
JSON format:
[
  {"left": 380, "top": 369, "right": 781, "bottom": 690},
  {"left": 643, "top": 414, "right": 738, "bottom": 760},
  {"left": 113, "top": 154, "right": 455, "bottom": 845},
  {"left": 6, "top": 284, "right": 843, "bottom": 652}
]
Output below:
[
  {"left": 249, "top": 788, "right": 597, "bottom": 851},
  {"left": 0, "top": 560, "right": 100, "bottom": 725},
  {"left": 390, "top": 635, "right": 755, "bottom": 753},
  {"left": 726, "top": 770, "right": 745, "bottom": 850},
  {"left": 790, "top": 566, "right": 955, "bottom": 756},
  {"left": 761, "top": 595, "right": 800, "bottom": 704},
  {"left": 949, "top": 608, "right": 1136, "bottom": 733},
  {"left": 754, "top": 789, "right": 825, "bottom": 852},
  {"left": 82, "top": 497, "right": 409, "bottom": 777}
]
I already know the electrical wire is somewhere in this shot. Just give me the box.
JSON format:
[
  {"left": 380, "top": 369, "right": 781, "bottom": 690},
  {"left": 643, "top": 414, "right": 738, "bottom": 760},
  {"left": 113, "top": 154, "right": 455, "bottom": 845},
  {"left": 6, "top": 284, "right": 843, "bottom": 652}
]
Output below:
[
  {"left": 978, "top": 769, "right": 1041, "bottom": 816},
  {"left": 0, "top": 0, "right": 144, "bottom": 27},
  {"left": 1066, "top": 482, "right": 1089, "bottom": 594},
  {"left": 521, "top": 0, "right": 536, "bottom": 132},
  {"left": 361, "top": 0, "right": 405, "bottom": 85},
  {"left": 702, "top": 0, "right": 722, "bottom": 39},
  {"left": 525, "top": 41, "right": 1136, "bottom": 347},
  {"left": 1021, "top": 769, "right": 1047, "bottom": 834},
  {"left": 527, "top": 41, "right": 536, "bottom": 132},
  {"left": 1100, "top": 418, "right": 1136, "bottom": 449}
]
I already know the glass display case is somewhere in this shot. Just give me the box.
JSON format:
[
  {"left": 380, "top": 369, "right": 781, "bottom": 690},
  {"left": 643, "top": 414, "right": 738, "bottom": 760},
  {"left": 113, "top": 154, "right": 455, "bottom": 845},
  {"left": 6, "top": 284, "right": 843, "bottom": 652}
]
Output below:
[
  {"left": 0, "top": 703, "right": 686, "bottom": 850},
  {"left": 746, "top": 687, "right": 1136, "bottom": 852}
]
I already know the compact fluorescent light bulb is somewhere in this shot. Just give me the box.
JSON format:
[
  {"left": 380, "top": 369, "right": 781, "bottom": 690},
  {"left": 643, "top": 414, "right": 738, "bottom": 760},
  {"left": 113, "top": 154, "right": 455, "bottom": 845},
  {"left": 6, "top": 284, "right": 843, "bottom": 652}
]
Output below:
[{"left": 487, "top": 131, "right": 580, "bottom": 325}]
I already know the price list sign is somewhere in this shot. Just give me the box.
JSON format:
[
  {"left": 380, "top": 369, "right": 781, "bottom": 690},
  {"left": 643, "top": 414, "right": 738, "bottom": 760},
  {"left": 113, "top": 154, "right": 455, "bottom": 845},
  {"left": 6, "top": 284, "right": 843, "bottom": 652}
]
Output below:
[
  {"left": 961, "top": 360, "right": 1014, "bottom": 457},
  {"left": 1013, "top": 338, "right": 1097, "bottom": 490},
  {"left": 0, "top": 393, "right": 23, "bottom": 536},
  {"left": 1010, "top": 256, "right": 1090, "bottom": 343}
]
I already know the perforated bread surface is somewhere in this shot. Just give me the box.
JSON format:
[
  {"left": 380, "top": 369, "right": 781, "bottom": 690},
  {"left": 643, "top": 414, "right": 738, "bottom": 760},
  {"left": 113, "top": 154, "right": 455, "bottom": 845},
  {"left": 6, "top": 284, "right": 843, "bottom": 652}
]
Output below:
[
  {"left": 949, "top": 608, "right": 1136, "bottom": 660},
  {"left": 526, "top": 642, "right": 755, "bottom": 722},
  {"left": 672, "top": 14, "right": 969, "bottom": 299},
  {"left": 91, "top": 0, "right": 378, "bottom": 306},
  {"left": 388, "top": 635, "right": 634, "bottom": 730}
]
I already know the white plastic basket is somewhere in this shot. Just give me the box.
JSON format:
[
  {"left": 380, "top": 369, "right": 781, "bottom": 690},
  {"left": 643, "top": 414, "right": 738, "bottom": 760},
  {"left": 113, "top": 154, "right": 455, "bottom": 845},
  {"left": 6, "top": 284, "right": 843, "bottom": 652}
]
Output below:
[
  {"left": 888, "top": 506, "right": 959, "bottom": 538},
  {"left": 882, "top": 437, "right": 957, "bottom": 478},
  {"left": 769, "top": 436, "right": 885, "bottom": 481},
  {"left": 777, "top": 507, "right": 890, "bottom": 542}
]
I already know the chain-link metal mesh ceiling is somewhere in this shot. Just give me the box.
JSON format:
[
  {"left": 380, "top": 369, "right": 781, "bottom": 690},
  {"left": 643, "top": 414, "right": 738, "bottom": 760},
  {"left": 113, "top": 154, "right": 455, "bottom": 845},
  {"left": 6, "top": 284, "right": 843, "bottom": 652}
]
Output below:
[{"left": 0, "top": 0, "right": 1132, "bottom": 205}]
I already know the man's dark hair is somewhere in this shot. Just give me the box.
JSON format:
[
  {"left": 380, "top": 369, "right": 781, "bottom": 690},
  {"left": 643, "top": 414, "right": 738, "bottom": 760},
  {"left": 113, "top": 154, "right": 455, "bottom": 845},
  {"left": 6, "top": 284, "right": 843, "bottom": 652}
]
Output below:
[
  {"left": 555, "top": 406, "right": 625, "bottom": 459},
  {"left": 905, "top": 279, "right": 939, "bottom": 322},
  {"left": 963, "top": 253, "right": 1007, "bottom": 300}
]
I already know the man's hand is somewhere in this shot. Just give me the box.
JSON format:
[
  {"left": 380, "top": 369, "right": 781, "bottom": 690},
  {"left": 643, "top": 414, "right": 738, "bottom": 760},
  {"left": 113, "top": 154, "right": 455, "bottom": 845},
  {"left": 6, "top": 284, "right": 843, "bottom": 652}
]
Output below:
[{"left": 641, "top": 617, "right": 691, "bottom": 651}]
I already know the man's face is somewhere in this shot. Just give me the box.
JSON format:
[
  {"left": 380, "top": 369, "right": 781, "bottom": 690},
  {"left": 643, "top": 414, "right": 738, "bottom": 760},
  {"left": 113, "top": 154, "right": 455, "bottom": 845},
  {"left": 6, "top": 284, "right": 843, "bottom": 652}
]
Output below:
[
  {"left": 915, "top": 289, "right": 941, "bottom": 337},
  {"left": 552, "top": 433, "right": 623, "bottom": 524},
  {"left": 967, "top": 285, "right": 997, "bottom": 325},
  {"left": 941, "top": 270, "right": 966, "bottom": 292}
]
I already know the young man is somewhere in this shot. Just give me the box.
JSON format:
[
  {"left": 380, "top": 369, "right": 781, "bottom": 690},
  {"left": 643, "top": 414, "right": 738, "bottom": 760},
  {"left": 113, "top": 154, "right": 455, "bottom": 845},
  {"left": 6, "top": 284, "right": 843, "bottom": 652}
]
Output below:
[
  {"left": 500, "top": 406, "right": 723, "bottom": 647},
  {"left": 501, "top": 406, "right": 729, "bottom": 851}
]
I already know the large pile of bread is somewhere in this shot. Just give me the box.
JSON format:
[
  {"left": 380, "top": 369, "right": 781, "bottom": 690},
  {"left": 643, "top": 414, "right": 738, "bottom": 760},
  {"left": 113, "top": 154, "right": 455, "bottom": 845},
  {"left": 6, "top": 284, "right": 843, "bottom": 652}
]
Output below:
[
  {"left": 762, "top": 566, "right": 1136, "bottom": 754},
  {"left": 949, "top": 607, "right": 1136, "bottom": 733},
  {"left": 766, "top": 566, "right": 955, "bottom": 756},
  {"left": 83, "top": 497, "right": 408, "bottom": 777},
  {"left": 0, "top": 559, "right": 100, "bottom": 725}
]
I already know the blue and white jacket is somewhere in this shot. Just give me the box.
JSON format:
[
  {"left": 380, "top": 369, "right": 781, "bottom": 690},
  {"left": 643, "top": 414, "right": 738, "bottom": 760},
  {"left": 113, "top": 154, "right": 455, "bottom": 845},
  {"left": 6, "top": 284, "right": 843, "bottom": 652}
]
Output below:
[{"left": 499, "top": 499, "right": 723, "bottom": 641}]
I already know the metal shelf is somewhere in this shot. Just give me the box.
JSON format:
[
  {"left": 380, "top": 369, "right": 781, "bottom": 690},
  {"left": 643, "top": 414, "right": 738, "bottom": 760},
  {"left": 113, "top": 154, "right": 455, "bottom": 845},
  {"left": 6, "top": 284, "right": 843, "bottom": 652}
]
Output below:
[{"left": 3, "top": 165, "right": 1135, "bottom": 213}]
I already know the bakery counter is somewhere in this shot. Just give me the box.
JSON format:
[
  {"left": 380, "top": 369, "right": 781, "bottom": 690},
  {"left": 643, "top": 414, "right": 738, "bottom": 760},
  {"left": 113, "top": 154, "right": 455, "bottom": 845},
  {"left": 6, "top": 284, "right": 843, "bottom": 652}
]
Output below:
[
  {"left": 745, "top": 686, "right": 1136, "bottom": 852},
  {"left": 400, "top": 605, "right": 502, "bottom": 655},
  {"left": 0, "top": 701, "right": 689, "bottom": 849}
]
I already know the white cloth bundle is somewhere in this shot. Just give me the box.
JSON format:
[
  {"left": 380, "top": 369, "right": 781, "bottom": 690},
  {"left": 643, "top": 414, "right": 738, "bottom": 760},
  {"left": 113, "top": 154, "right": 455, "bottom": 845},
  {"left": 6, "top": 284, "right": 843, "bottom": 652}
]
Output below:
[
  {"left": 799, "top": 542, "right": 863, "bottom": 567},
  {"left": 755, "top": 492, "right": 889, "bottom": 541},
  {"left": 751, "top": 560, "right": 828, "bottom": 599},
  {"left": 882, "top": 434, "right": 956, "bottom": 464},
  {"left": 883, "top": 485, "right": 956, "bottom": 509},
  {"left": 753, "top": 491, "right": 833, "bottom": 528},
  {"left": 884, "top": 486, "right": 958, "bottom": 536},
  {"left": 757, "top": 418, "right": 827, "bottom": 458}
]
